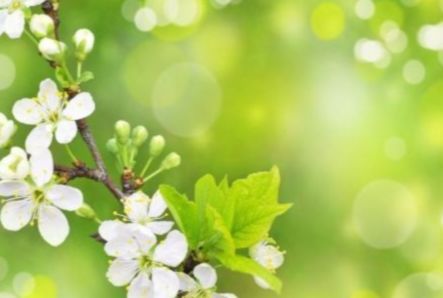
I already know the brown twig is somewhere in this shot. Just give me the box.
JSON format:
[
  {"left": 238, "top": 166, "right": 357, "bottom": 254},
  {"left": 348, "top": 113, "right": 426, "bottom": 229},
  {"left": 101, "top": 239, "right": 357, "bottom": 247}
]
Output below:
[{"left": 40, "top": 0, "right": 128, "bottom": 202}]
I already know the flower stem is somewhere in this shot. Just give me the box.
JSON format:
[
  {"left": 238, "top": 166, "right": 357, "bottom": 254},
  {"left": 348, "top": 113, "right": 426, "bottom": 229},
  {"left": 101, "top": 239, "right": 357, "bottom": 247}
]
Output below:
[
  {"left": 24, "top": 29, "right": 39, "bottom": 46},
  {"left": 140, "top": 156, "right": 153, "bottom": 177},
  {"left": 65, "top": 144, "right": 78, "bottom": 163},
  {"left": 143, "top": 167, "right": 164, "bottom": 183},
  {"left": 76, "top": 62, "right": 83, "bottom": 80}
]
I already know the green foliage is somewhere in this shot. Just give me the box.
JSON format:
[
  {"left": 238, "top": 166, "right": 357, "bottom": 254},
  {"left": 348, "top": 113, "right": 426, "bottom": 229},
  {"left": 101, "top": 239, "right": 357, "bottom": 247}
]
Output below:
[{"left": 159, "top": 166, "right": 291, "bottom": 293}]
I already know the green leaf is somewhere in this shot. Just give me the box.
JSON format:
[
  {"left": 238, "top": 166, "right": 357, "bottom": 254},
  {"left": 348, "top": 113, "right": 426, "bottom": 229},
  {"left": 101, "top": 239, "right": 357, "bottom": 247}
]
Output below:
[
  {"left": 159, "top": 185, "right": 200, "bottom": 249},
  {"left": 55, "top": 67, "right": 71, "bottom": 88},
  {"left": 195, "top": 175, "right": 234, "bottom": 229},
  {"left": 216, "top": 253, "right": 282, "bottom": 293},
  {"left": 229, "top": 166, "right": 292, "bottom": 248},
  {"left": 77, "top": 71, "right": 95, "bottom": 84},
  {"left": 201, "top": 206, "right": 235, "bottom": 256}
]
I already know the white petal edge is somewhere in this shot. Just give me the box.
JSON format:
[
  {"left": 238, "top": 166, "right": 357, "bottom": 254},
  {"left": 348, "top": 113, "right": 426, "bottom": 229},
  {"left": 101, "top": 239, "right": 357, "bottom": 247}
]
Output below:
[
  {"left": 106, "top": 258, "right": 138, "bottom": 287},
  {"left": 25, "top": 124, "right": 53, "bottom": 154},
  {"left": 147, "top": 191, "right": 168, "bottom": 218},
  {"left": 62, "top": 92, "right": 95, "bottom": 120},
  {"left": 55, "top": 120, "right": 77, "bottom": 144},
  {"left": 30, "top": 148, "right": 53, "bottom": 187},
  {"left": 128, "top": 272, "right": 153, "bottom": 298},
  {"left": 46, "top": 185, "right": 83, "bottom": 211},
  {"left": 13, "top": 98, "right": 43, "bottom": 125},
  {"left": 152, "top": 267, "right": 180, "bottom": 298},
  {"left": 38, "top": 205, "right": 69, "bottom": 246},
  {"left": 153, "top": 230, "right": 188, "bottom": 267},
  {"left": 1, "top": 199, "right": 34, "bottom": 231},
  {"left": 4, "top": 10, "right": 24, "bottom": 39},
  {"left": 146, "top": 221, "right": 174, "bottom": 235},
  {"left": 0, "top": 181, "right": 30, "bottom": 197},
  {"left": 193, "top": 263, "right": 217, "bottom": 289}
]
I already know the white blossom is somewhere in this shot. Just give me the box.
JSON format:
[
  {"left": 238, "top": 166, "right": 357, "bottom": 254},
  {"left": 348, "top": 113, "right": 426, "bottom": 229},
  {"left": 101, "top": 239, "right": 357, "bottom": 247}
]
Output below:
[
  {"left": 12, "top": 78, "right": 95, "bottom": 154},
  {"left": 123, "top": 191, "right": 174, "bottom": 235},
  {"left": 30, "top": 14, "right": 54, "bottom": 38},
  {"left": 0, "top": 113, "right": 16, "bottom": 148},
  {"left": 249, "top": 240, "right": 284, "bottom": 289},
  {"left": 73, "top": 28, "right": 95, "bottom": 57},
  {"left": 99, "top": 222, "right": 188, "bottom": 298},
  {"left": 38, "top": 38, "right": 66, "bottom": 61},
  {"left": 0, "top": 147, "right": 29, "bottom": 180},
  {"left": 0, "top": 148, "right": 83, "bottom": 246},
  {"left": 178, "top": 263, "right": 237, "bottom": 298},
  {"left": 0, "top": 0, "right": 46, "bottom": 39}
]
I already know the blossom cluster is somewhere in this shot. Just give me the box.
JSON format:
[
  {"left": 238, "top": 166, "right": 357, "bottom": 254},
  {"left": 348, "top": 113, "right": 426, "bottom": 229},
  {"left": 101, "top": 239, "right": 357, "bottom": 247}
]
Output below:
[{"left": 0, "top": 1, "right": 288, "bottom": 297}]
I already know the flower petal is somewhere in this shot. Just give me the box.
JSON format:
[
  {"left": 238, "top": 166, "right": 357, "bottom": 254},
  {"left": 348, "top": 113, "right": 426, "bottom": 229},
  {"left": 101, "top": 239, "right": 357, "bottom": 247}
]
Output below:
[
  {"left": 25, "top": 124, "right": 53, "bottom": 154},
  {"left": 30, "top": 149, "right": 53, "bottom": 187},
  {"left": 55, "top": 120, "right": 77, "bottom": 144},
  {"left": 4, "top": 10, "right": 24, "bottom": 39},
  {"left": 152, "top": 267, "right": 180, "bottom": 298},
  {"left": 106, "top": 258, "right": 138, "bottom": 287},
  {"left": 177, "top": 273, "right": 197, "bottom": 292},
  {"left": 213, "top": 294, "right": 238, "bottom": 298},
  {"left": 193, "top": 263, "right": 217, "bottom": 289},
  {"left": 13, "top": 98, "right": 43, "bottom": 125},
  {"left": 38, "top": 79, "right": 62, "bottom": 113},
  {"left": 0, "top": 181, "right": 30, "bottom": 197},
  {"left": 24, "top": 0, "right": 46, "bottom": 7},
  {"left": 146, "top": 221, "right": 173, "bottom": 235},
  {"left": 128, "top": 273, "right": 153, "bottom": 298},
  {"left": 253, "top": 276, "right": 270, "bottom": 289},
  {"left": 124, "top": 191, "right": 149, "bottom": 223},
  {"left": 147, "top": 191, "right": 168, "bottom": 218},
  {"left": 0, "top": 10, "right": 7, "bottom": 35},
  {"left": 98, "top": 220, "right": 126, "bottom": 241},
  {"left": 62, "top": 92, "right": 95, "bottom": 120},
  {"left": 38, "top": 205, "right": 69, "bottom": 246},
  {"left": 153, "top": 230, "right": 188, "bottom": 267},
  {"left": 46, "top": 185, "right": 83, "bottom": 211},
  {"left": 1, "top": 199, "right": 34, "bottom": 231}
]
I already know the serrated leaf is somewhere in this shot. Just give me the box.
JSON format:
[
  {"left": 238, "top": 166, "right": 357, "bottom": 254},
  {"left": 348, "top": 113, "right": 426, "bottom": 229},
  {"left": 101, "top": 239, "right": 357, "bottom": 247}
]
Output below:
[
  {"left": 229, "top": 166, "right": 291, "bottom": 248},
  {"left": 215, "top": 253, "right": 282, "bottom": 293},
  {"left": 195, "top": 175, "right": 234, "bottom": 229},
  {"left": 202, "top": 206, "right": 235, "bottom": 256},
  {"left": 159, "top": 185, "right": 200, "bottom": 249}
]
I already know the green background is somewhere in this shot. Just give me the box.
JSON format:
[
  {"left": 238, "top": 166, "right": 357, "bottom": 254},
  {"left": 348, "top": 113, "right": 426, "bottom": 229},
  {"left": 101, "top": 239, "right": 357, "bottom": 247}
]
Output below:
[{"left": 1, "top": 0, "right": 443, "bottom": 297}]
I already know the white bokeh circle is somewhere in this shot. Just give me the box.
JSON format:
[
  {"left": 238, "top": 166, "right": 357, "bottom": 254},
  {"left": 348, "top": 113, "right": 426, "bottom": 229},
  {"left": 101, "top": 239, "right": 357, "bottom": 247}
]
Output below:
[
  {"left": 0, "top": 54, "right": 15, "bottom": 91},
  {"left": 393, "top": 273, "right": 443, "bottom": 298}
]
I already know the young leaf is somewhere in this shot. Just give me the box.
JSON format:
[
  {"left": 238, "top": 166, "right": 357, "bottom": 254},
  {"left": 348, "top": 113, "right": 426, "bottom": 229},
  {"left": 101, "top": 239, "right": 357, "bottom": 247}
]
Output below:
[
  {"left": 159, "top": 185, "right": 200, "bottom": 249},
  {"left": 215, "top": 253, "right": 282, "bottom": 293},
  {"left": 195, "top": 174, "right": 234, "bottom": 229},
  {"left": 229, "top": 166, "right": 292, "bottom": 248},
  {"left": 201, "top": 206, "right": 235, "bottom": 256}
]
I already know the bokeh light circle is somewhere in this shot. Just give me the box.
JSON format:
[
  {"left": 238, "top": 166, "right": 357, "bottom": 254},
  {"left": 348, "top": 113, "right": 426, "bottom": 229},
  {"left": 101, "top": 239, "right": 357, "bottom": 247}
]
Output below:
[
  {"left": 0, "top": 257, "right": 8, "bottom": 281},
  {"left": 134, "top": 8, "right": 157, "bottom": 32},
  {"left": 355, "top": 0, "right": 375, "bottom": 20},
  {"left": 13, "top": 272, "right": 34, "bottom": 296},
  {"left": 385, "top": 137, "right": 407, "bottom": 161},
  {"left": 354, "top": 39, "right": 390, "bottom": 68},
  {"left": 0, "top": 54, "right": 15, "bottom": 91},
  {"left": 380, "top": 21, "right": 408, "bottom": 53},
  {"left": 393, "top": 273, "right": 443, "bottom": 298},
  {"left": 164, "top": 0, "right": 201, "bottom": 26},
  {"left": 400, "top": 220, "right": 441, "bottom": 263},
  {"left": 352, "top": 180, "right": 418, "bottom": 249},
  {"left": 403, "top": 60, "right": 425, "bottom": 85},
  {"left": 311, "top": 2, "right": 345, "bottom": 40},
  {"left": 0, "top": 293, "right": 16, "bottom": 298},
  {"left": 152, "top": 63, "right": 222, "bottom": 137}
]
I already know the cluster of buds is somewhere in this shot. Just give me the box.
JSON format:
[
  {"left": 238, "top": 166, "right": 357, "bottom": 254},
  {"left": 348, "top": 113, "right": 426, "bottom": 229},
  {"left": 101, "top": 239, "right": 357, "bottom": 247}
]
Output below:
[{"left": 107, "top": 120, "right": 181, "bottom": 184}]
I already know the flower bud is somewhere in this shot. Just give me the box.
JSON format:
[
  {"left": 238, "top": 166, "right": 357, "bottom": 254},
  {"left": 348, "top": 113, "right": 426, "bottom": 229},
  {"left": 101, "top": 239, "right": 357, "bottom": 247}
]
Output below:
[
  {"left": 75, "top": 203, "right": 97, "bottom": 220},
  {"left": 30, "top": 14, "right": 54, "bottom": 38},
  {"left": 0, "top": 113, "right": 16, "bottom": 149},
  {"left": 132, "top": 126, "right": 148, "bottom": 147},
  {"left": 38, "top": 38, "right": 66, "bottom": 62},
  {"left": 106, "top": 138, "right": 119, "bottom": 154},
  {"left": 73, "top": 28, "right": 95, "bottom": 61},
  {"left": 149, "top": 135, "right": 165, "bottom": 157},
  {"left": 115, "top": 120, "right": 131, "bottom": 145},
  {"left": 161, "top": 152, "right": 181, "bottom": 170}
]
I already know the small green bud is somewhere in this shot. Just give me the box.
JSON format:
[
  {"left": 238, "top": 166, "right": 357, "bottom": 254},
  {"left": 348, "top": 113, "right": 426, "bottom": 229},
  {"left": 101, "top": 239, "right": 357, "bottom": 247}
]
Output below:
[
  {"left": 161, "top": 152, "right": 181, "bottom": 170},
  {"left": 106, "top": 138, "right": 119, "bottom": 154},
  {"left": 75, "top": 203, "right": 96, "bottom": 219},
  {"left": 150, "top": 135, "right": 165, "bottom": 157},
  {"left": 132, "top": 126, "right": 149, "bottom": 147},
  {"left": 115, "top": 120, "right": 131, "bottom": 144}
]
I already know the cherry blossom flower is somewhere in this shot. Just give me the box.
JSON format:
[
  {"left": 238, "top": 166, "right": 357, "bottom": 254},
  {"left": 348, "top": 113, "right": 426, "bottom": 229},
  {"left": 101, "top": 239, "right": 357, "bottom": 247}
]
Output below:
[
  {"left": 99, "top": 222, "right": 188, "bottom": 298},
  {"left": 0, "top": 0, "right": 46, "bottom": 39},
  {"left": 12, "top": 78, "right": 95, "bottom": 154},
  {"left": 249, "top": 240, "right": 284, "bottom": 289},
  {"left": 123, "top": 191, "right": 174, "bottom": 235},
  {"left": 0, "top": 148, "right": 83, "bottom": 246},
  {"left": 178, "top": 263, "right": 237, "bottom": 298},
  {"left": 0, "top": 147, "right": 29, "bottom": 180},
  {"left": 0, "top": 113, "right": 16, "bottom": 148}
]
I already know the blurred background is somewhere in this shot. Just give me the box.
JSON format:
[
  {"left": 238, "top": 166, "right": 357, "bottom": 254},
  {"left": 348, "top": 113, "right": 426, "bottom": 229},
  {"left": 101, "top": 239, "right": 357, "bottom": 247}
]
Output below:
[{"left": 2, "top": 0, "right": 443, "bottom": 297}]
